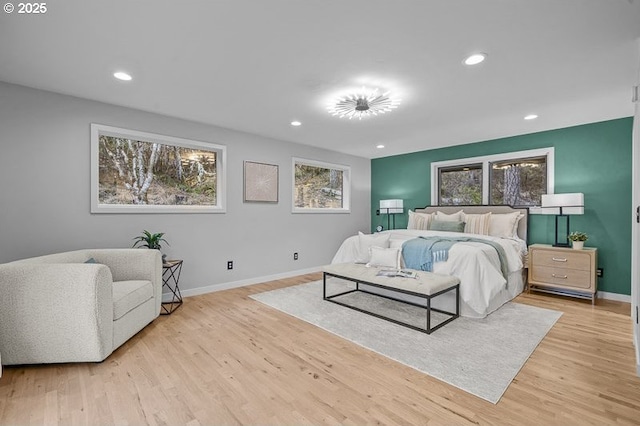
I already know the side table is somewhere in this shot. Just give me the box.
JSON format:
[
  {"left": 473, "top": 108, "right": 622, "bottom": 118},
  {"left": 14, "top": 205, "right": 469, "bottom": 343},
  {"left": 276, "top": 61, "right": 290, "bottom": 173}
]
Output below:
[
  {"left": 161, "top": 259, "right": 184, "bottom": 315},
  {"left": 528, "top": 244, "right": 598, "bottom": 304}
]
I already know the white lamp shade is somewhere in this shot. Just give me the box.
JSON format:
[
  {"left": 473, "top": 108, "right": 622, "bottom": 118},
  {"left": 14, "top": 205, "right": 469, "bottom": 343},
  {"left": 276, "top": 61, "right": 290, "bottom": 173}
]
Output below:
[
  {"left": 541, "top": 193, "right": 584, "bottom": 215},
  {"left": 380, "top": 199, "right": 404, "bottom": 214}
]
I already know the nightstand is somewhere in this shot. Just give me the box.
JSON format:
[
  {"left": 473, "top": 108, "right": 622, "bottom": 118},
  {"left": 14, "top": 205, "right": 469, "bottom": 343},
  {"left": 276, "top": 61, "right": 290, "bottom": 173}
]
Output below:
[{"left": 528, "top": 244, "right": 598, "bottom": 304}]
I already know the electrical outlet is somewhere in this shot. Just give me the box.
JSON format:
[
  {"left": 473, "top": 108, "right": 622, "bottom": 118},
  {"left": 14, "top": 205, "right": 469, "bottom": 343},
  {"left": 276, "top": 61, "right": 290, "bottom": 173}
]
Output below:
[
  {"left": 293, "top": 252, "right": 299, "bottom": 260},
  {"left": 597, "top": 268, "right": 603, "bottom": 277},
  {"left": 376, "top": 209, "right": 380, "bottom": 216},
  {"left": 227, "top": 261, "right": 233, "bottom": 270}
]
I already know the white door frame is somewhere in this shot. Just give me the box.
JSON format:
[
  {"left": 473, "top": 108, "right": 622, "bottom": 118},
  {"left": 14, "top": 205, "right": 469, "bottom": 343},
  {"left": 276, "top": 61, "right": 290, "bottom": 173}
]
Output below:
[{"left": 632, "top": 39, "right": 640, "bottom": 377}]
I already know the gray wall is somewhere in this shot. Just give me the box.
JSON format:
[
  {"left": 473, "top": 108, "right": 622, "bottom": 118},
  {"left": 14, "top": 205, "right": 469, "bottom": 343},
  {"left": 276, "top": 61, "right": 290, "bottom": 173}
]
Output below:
[{"left": 0, "top": 82, "right": 371, "bottom": 293}]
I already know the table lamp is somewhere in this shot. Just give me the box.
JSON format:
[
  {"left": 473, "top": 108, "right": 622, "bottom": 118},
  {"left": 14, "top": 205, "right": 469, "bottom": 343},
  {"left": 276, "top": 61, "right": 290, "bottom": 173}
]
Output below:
[
  {"left": 379, "top": 199, "right": 404, "bottom": 230},
  {"left": 541, "top": 193, "right": 584, "bottom": 247}
]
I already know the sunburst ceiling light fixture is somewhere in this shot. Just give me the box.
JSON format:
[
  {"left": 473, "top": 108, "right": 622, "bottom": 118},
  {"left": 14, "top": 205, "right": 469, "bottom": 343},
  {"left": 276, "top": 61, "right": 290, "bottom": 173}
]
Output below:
[{"left": 327, "top": 87, "right": 401, "bottom": 120}]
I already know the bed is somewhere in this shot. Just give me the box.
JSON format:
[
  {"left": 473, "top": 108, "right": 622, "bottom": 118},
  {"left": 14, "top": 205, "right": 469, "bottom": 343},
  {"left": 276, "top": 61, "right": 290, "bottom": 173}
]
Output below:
[{"left": 331, "top": 205, "right": 529, "bottom": 318}]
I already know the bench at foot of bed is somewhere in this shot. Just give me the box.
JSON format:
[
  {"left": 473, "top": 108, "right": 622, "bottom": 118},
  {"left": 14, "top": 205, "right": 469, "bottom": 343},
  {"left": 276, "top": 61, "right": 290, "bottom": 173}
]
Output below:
[{"left": 322, "top": 263, "right": 460, "bottom": 334}]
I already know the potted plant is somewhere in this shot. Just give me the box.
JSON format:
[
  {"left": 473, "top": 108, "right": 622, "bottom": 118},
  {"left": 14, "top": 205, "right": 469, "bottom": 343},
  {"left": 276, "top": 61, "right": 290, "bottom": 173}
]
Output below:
[
  {"left": 132, "top": 230, "right": 169, "bottom": 262},
  {"left": 568, "top": 231, "right": 588, "bottom": 250}
]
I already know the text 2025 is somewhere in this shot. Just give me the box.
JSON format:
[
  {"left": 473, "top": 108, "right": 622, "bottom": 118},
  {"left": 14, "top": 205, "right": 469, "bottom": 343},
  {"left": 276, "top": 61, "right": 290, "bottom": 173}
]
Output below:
[{"left": 18, "top": 3, "right": 46, "bottom": 13}]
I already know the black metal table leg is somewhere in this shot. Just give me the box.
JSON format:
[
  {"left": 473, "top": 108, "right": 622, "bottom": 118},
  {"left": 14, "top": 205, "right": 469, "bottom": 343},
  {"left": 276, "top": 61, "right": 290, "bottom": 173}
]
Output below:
[{"left": 161, "top": 260, "right": 184, "bottom": 315}]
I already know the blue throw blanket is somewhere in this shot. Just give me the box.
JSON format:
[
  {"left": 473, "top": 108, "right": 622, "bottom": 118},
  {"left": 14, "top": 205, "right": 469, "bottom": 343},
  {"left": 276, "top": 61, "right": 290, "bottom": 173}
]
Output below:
[
  {"left": 401, "top": 237, "right": 456, "bottom": 273},
  {"left": 402, "top": 236, "right": 509, "bottom": 279}
]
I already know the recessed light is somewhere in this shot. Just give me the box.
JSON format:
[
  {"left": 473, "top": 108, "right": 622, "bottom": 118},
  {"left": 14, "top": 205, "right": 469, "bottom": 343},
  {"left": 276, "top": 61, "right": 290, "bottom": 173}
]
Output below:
[
  {"left": 524, "top": 114, "right": 538, "bottom": 120},
  {"left": 290, "top": 121, "right": 302, "bottom": 126},
  {"left": 376, "top": 144, "right": 385, "bottom": 149},
  {"left": 463, "top": 53, "right": 487, "bottom": 66},
  {"left": 113, "top": 71, "right": 132, "bottom": 81}
]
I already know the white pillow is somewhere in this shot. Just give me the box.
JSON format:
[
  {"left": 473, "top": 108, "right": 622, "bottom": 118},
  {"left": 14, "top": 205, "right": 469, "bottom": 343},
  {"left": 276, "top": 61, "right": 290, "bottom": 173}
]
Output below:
[
  {"left": 407, "top": 210, "right": 433, "bottom": 230},
  {"left": 389, "top": 239, "right": 406, "bottom": 268},
  {"left": 488, "top": 212, "right": 521, "bottom": 238},
  {"left": 389, "top": 239, "right": 404, "bottom": 250},
  {"left": 435, "top": 210, "right": 464, "bottom": 222},
  {"left": 356, "top": 232, "right": 390, "bottom": 263},
  {"left": 366, "top": 246, "right": 402, "bottom": 269},
  {"left": 463, "top": 212, "right": 492, "bottom": 235},
  {"left": 512, "top": 213, "right": 525, "bottom": 238}
]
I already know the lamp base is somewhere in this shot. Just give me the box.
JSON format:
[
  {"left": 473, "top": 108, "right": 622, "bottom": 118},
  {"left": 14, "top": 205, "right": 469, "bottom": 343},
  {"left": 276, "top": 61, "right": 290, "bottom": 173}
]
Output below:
[{"left": 553, "top": 214, "right": 571, "bottom": 248}]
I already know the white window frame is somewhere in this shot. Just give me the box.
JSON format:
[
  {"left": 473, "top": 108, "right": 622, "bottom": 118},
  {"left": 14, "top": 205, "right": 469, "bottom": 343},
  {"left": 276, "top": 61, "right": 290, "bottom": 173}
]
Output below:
[
  {"left": 292, "top": 157, "right": 351, "bottom": 214},
  {"left": 431, "top": 147, "right": 554, "bottom": 213},
  {"left": 91, "top": 123, "right": 227, "bottom": 213}
]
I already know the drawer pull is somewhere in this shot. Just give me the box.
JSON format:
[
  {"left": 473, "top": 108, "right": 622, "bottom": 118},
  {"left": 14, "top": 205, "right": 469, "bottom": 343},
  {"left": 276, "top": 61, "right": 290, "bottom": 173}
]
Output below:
[
  {"left": 552, "top": 273, "right": 568, "bottom": 279},
  {"left": 552, "top": 257, "right": 567, "bottom": 262}
]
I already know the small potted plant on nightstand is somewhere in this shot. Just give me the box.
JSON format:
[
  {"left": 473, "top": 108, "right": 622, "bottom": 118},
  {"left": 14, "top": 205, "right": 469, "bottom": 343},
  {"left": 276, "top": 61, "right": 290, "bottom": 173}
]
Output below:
[
  {"left": 568, "top": 231, "right": 588, "bottom": 250},
  {"left": 132, "top": 230, "right": 169, "bottom": 263}
]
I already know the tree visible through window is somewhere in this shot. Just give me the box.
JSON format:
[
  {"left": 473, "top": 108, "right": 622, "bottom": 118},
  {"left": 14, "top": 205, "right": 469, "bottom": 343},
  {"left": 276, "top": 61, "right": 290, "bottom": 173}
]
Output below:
[
  {"left": 439, "top": 164, "right": 482, "bottom": 205},
  {"left": 91, "top": 123, "right": 226, "bottom": 213},
  {"left": 293, "top": 159, "right": 350, "bottom": 211},
  {"left": 490, "top": 157, "right": 546, "bottom": 206},
  {"left": 99, "top": 136, "right": 217, "bottom": 206}
]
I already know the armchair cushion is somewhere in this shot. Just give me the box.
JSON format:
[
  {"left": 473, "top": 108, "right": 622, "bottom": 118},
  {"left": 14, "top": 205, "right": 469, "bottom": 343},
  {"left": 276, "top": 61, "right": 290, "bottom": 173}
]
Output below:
[{"left": 112, "top": 280, "right": 154, "bottom": 320}]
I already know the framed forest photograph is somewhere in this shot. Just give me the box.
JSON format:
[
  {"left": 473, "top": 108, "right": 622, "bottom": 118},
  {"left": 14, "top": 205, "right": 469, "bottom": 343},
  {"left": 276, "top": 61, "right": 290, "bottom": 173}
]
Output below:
[
  {"left": 244, "top": 161, "right": 279, "bottom": 203},
  {"left": 91, "top": 124, "right": 227, "bottom": 213}
]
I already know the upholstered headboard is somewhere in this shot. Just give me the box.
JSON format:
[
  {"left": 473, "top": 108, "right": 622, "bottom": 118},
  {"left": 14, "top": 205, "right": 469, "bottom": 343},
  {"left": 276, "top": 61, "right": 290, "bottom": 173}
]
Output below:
[{"left": 414, "top": 205, "right": 529, "bottom": 243}]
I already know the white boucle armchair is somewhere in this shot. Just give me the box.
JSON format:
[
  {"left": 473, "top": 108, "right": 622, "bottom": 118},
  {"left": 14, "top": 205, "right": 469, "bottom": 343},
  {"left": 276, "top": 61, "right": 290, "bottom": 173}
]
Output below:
[{"left": 0, "top": 248, "right": 162, "bottom": 365}]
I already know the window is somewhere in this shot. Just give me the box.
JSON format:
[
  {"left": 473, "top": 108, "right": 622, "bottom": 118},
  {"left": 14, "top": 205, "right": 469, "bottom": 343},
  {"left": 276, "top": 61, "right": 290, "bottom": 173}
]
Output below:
[
  {"left": 91, "top": 124, "right": 226, "bottom": 213},
  {"left": 431, "top": 148, "right": 554, "bottom": 207},
  {"left": 490, "top": 156, "right": 547, "bottom": 206},
  {"left": 438, "top": 163, "right": 483, "bottom": 205},
  {"left": 292, "top": 158, "right": 350, "bottom": 213}
]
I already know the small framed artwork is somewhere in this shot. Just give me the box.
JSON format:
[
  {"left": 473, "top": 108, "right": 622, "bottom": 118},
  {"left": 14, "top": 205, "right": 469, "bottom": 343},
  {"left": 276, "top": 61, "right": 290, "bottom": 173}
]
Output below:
[{"left": 244, "top": 161, "right": 279, "bottom": 203}]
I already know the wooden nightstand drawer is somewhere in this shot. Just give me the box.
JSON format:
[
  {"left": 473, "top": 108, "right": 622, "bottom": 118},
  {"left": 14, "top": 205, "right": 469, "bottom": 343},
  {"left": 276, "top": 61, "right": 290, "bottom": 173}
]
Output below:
[
  {"left": 530, "top": 249, "right": 591, "bottom": 271},
  {"left": 530, "top": 265, "right": 592, "bottom": 290}
]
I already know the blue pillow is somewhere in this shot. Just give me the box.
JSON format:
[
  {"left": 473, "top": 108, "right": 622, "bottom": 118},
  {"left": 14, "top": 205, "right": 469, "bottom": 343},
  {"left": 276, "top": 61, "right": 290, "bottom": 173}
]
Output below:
[
  {"left": 429, "top": 220, "right": 465, "bottom": 233},
  {"left": 84, "top": 257, "right": 97, "bottom": 264}
]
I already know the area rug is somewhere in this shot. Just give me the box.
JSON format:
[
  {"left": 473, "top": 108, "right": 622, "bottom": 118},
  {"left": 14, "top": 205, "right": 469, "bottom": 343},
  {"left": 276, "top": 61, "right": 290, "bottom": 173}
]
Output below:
[{"left": 250, "top": 279, "right": 562, "bottom": 404}]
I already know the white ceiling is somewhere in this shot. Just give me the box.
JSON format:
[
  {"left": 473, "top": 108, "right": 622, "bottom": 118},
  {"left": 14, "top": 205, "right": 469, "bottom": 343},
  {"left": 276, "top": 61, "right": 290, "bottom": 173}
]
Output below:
[{"left": 1, "top": 0, "right": 639, "bottom": 159}]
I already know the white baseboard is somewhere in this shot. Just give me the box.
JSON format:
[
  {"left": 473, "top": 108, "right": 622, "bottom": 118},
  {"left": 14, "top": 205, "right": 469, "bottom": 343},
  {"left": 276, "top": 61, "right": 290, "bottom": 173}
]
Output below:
[
  {"left": 179, "top": 269, "right": 632, "bottom": 303},
  {"left": 180, "top": 266, "right": 322, "bottom": 298},
  {"left": 635, "top": 331, "right": 640, "bottom": 378},
  {"left": 598, "top": 291, "right": 631, "bottom": 303}
]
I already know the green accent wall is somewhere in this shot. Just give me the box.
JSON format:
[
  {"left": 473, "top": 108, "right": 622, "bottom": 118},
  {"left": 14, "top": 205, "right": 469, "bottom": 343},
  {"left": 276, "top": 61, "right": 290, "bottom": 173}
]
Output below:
[{"left": 371, "top": 118, "right": 633, "bottom": 295}]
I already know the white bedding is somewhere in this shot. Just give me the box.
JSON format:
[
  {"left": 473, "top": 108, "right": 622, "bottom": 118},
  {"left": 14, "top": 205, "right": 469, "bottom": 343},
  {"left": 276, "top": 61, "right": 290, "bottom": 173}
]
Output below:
[{"left": 331, "top": 229, "right": 528, "bottom": 318}]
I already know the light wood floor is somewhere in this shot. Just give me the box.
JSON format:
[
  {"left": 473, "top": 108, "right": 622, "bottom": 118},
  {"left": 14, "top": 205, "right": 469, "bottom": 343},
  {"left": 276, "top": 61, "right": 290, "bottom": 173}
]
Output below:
[{"left": 1, "top": 273, "right": 639, "bottom": 425}]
